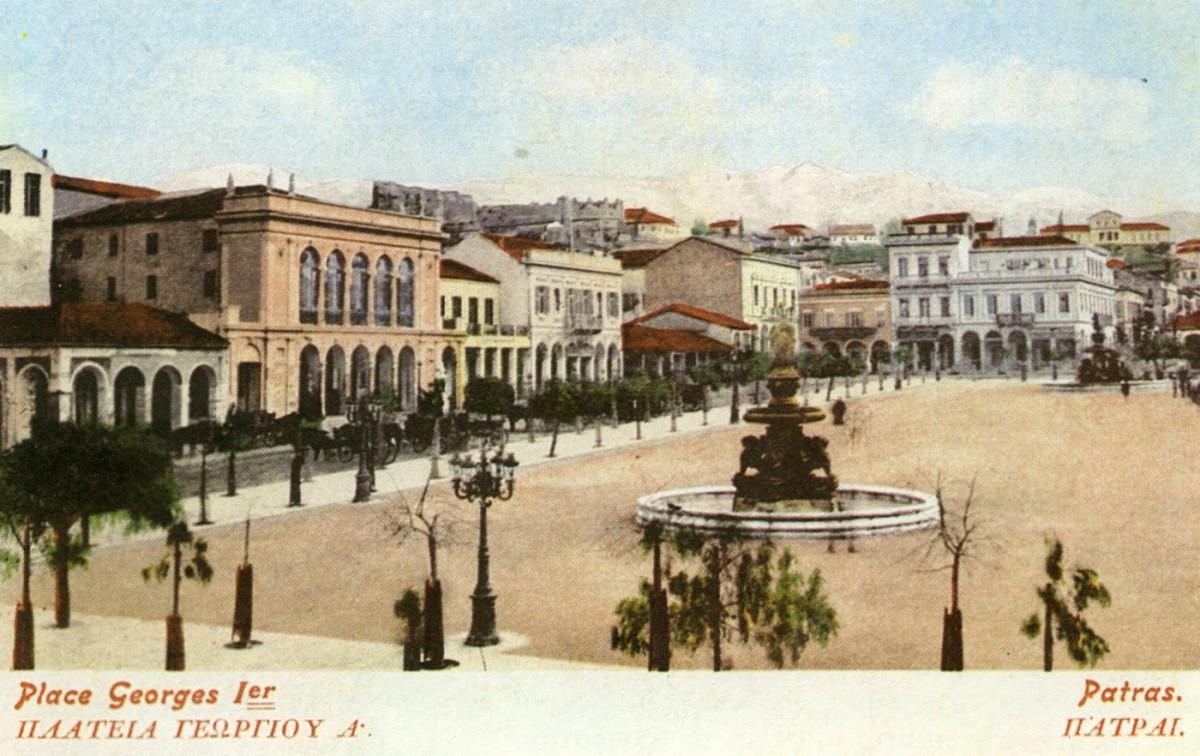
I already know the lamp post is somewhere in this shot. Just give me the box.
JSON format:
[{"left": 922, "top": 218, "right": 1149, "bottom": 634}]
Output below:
[
  {"left": 352, "top": 395, "right": 378, "bottom": 503},
  {"left": 449, "top": 442, "right": 518, "bottom": 647}
]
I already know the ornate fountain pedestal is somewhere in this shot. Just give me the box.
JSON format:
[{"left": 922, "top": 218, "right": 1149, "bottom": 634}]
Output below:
[{"left": 732, "top": 331, "right": 838, "bottom": 512}]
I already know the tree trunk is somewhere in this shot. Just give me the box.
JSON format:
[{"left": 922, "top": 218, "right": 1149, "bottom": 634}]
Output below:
[
  {"left": 13, "top": 522, "right": 34, "bottom": 670},
  {"left": 1043, "top": 593, "right": 1053, "bottom": 672},
  {"left": 52, "top": 522, "right": 71, "bottom": 628},
  {"left": 648, "top": 532, "right": 670, "bottom": 672},
  {"left": 165, "top": 614, "right": 185, "bottom": 671},
  {"left": 940, "top": 607, "right": 963, "bottom": 671},
  {"left": 423, "top": 578, "right": 444, "bottom": 668},
  {"left": 825, "top": 376, "right": 835, "bottom": 402},
  {"left": 707, "top": 543, "right": 723, "bottom": 672},
  {"left": 231, "top": 563, "right": 253, "bottom": 647},
  {"left": 548, "top": 416, "right": 560, "bottom": 457}
]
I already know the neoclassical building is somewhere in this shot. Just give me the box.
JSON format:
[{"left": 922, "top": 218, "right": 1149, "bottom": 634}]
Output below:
[
  {"left": 444, "top": 233, "right": 623, "bottom": 391},
  {"left": 887, "top": 221, "right": 1117, "bottom": 372},
  {"left": 797, "top": 279, "right": 891, "bottom": 371},
  {"left": 54, "top": 183, "right": 461, "bottom": 419}
]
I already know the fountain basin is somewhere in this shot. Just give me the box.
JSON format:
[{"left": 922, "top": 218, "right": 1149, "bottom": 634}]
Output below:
[{"left": 637, "top": 484, "right": 939, "bottom": 540}]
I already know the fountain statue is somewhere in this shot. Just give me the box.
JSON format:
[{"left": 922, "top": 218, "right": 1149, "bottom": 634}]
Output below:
[
  {"left": 636, "top": 323, "right": 939, "bottom": 541},
  {"left": 1076, "top": 313, "right": 1132, "bottom": 384},
  {"left": 732, "top": 324, "right": 837, "bottom": 511}
]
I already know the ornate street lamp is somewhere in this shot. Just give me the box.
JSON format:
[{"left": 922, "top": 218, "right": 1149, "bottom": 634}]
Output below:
[
  {"left": 352, "top": 395, "right": 380, "bottom": 503},
  {"left": 449, "top": 442, "right": 518, "bottom": 647}
]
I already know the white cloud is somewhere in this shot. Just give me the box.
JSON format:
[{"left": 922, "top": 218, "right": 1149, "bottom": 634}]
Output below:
[{"left": 909, "top": 58, "right": 1151, "bottom": 144}]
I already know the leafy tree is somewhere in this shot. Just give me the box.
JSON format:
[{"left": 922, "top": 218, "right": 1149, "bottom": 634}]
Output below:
[
  {"left": 613, "top": 530, "right": 838, "bottom": 671},
  {"left": 0, "top": 423, "right": 178, "bottom": 630},
  {"left": 529, "top": 379, "right": 579, "bottom": 457},
  {"left": 691, "top": 218, "right": 709, "bottom": 236},
  {"left": 418, "top": 378, "right": 447, "bottom": 417},
  {"left": 464, "top": 377, "right": 515, "bottom": 421},
  {"left": 142, "top": 521, "right": 213, "bottom": 670},
  {"left": 1020, "top": 538, "right": 1112, "bottom": 671},
  {"left": 1135, "top": 335, "right": 1180, "bottom": 379}
]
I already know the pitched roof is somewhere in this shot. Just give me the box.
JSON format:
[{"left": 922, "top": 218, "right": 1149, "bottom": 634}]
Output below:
[
  {"left": 769, "top": 223, "right": 810, "bottom": 235},
  {"left": 809, "top": 279, "right": 889, "bottom": 291},
  {"left": 1106, "top": 259, "right": 1128, "bottom": 268},
  {"left": 621, "top": 325, "right": 733, "bottom": 354},
  {"left": 480, "top": 233, "right": 560, "bottom": 262},
  {"left": 1120, "top": 222, "right": 1170, "bottom": 231},
  {"left": 612, "top": 247, "right": 668, "bottom": 268},
  {"left": 1166, "top": 310, "right": 1200, "bottom": 330},
  {"left": 624, "top": 207, "right": 676, "bottom": 225},
  {"left": 439, "top": 258, "right": 498, "bottom": 283},
  {"left": 975, "top": 234, "right": 1078, "bottom": 249},
  {"left": 55, "top": 188, "right": 226, "bottom": 229},
  {"left": 708, "top": 219, "right": 739, "bottom": 229},
  {"left": 828, "top": 224, "right": 875, "bottom": 235},
  {"left": 625, "top": 303, "right": 754, "bottom": 330},
  {"left": 52, "top": 174, "right": 161, "bottom": 200},
  {"left": 1177, "top": 238, "right": 1200, "bottom": 252},
  {"left": 0, "top": 303, "right": 227, "bottom": 349},
  {"left": 1039, "top": 224, "right": 1089, "bottom": 233},
  {"left": 902, "top": 212, "right": 970, "bottom": 225}
]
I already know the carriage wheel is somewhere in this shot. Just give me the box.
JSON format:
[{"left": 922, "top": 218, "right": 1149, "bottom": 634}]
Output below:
[
  {"left": 336, "top": 444, "right": 354, "bottom": 463},
  {"left": 384, "top": 439, "right": 400, "bottom": 464},
  {"left": 411, "top": 434, "right": 429, "bottom": 454}
]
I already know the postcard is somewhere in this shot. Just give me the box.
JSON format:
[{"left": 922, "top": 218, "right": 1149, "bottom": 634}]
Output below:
[{"left": 1, "top": 2, "right": 1198, "bottom": 753}]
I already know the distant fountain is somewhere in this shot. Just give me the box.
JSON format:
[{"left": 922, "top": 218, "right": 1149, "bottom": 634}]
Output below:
[
  {"left": 1076, "top": 314, "right": 1132, "bottom": 385},
  {"left": 637, "top": 324, "right": 939, "bottom": 541}
]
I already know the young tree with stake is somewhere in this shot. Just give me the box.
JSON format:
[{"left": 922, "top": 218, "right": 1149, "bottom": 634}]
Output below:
[{"left": 1020, "top": 538, "right": 1112, "bottom": 671}]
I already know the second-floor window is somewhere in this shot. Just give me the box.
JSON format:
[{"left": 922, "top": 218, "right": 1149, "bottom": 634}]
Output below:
[
  {"left": 1059, "top": 292, "right": 1070, "bottom": 313},
  {"left": 897, "top": 258, "right": 908, "bottom": 277},
  {"left": 1011, "top": 294, "right": 1022, "bottom": 314},
  {"left": 396, "top": 258, "right": 415, "bottom": 327},
  {"left": 146, "top": 232, "right": 159, "bottom": 256},
  {"left": 917, "top": 257, "right": 929, "bottom": 278},
  {"left": 350, "top": 254, "right": 369, "bottom": 325},
  {"left": 986, "top": 294, "right": 997, "bottom": 315},
  {"left": 0, "top": 170, "right": 10, "bottom": 214},
  {"left": 23, "top": 173, "right": 40, "bottom": 216},
  {"left": 299, "top": 247, "right": 319, "bottom": 324},
  {"left": 940, "top": 296, "right": 950, "bottom": 316},
  {"left": 938, "top": 257, "right": 949, "bottom": 276},
  {"left": 898, "top": 299, "right": 910, "bottom": 318},
  {"left": 801, "top": 312, "right": 814, "bottom": 329},
  {"left": 918, "top": 297, "right": 930, "bottom": 317},
  {"left": 451, "top": 296, "right": 462, "bottom": 318},
  {"left": 468, "top": 297, "right": 479, "bottom": 324},
  {"left": 375, "top": 257, "right": 393, "bottom": 326},
  {"left": 203, "top": 270, "right": 217, "bottom": 298},
  {"left": 325, "top": 250, "right": 345, "bottom": 324},
  {"left": 146, "top": 275, "right": 157, "bottom": 300},
  {"left": 846, "top": 311, "right": 863, "bottom": 327},
  {"left": 823, "top": 312, "right": 835, "bottom": 327},
  {"left": 485, "top": 298, "right": 495, "bottom": 325},
  {"left": 536, "top": 286, "right": 550, "bottom": 314},
  {"left": 963, "top": 295, "right": 975, "bottom": 316},
  {"left": 1034, "top": 292, "right": 1046, "bottom": 314},
  {"left": 607, "top": 292, "right": 619, "bottom": 318}
]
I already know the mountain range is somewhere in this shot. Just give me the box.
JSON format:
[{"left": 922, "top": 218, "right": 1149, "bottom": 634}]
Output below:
[{"left": 158, "top": 163, "right": 1200, "bottom": 242}]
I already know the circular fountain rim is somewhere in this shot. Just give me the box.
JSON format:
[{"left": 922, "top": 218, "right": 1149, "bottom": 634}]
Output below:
[{"left": 637, "top": 484, "right": 940, "bottom": 540}]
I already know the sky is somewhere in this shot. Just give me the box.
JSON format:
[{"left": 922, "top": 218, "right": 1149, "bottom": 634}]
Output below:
[{"left": 3, "top": 1, "right": 1200, "bottom": 206}]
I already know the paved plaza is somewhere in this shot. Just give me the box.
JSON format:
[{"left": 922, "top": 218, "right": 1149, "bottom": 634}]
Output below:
[{"left": 3, "top": 377, "right": 1197, "bottom": 671}]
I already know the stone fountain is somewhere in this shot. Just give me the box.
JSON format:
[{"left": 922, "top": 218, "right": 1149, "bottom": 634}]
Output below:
[
  {"left": 637, "top": 325, "right": 939, "bottom": 541},
  {"left": 1076, "top": 313, "right": 1132, "bottom": 384}
]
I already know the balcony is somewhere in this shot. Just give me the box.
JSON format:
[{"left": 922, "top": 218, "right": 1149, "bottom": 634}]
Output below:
[
  {"left": 566, "top": 314, "right": 603, "bottom": 334},
  {"left": 996, "top": 313, "right": 1035, "bottom": 327},
  {"left": 809, "top": 325, "right": 878, "bottom": 341}
]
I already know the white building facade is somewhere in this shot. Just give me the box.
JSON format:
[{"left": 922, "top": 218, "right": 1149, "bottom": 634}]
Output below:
[
  {"left": 0, "top": 145, "right": 53, "bottom": 306},
  {"left": 888, "top": 227, "right": 1117, "bottom": 373}
]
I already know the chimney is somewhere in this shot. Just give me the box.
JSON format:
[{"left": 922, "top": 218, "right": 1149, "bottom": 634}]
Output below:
[
  {"left": 226, "top": 173, "right": 235, "bottom": 196},
  {"left": 41, "top": 149, "right": 48, "bottom": 159},
  {"left": 288, "top": 173, "right": 296, "bottom": 194},
  {"left": 266, "top": 169, "right": 275, "bottom": 190}
]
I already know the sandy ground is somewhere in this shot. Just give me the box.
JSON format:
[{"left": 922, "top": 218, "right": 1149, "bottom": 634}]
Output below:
[{"left": 3, "top": 378, "right": 1197, "bottom": 672}]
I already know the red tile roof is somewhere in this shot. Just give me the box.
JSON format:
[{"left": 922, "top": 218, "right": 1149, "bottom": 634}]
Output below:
[
  {"left": 1166, "top": 310, "right": 1200, "bottom": 330},
  {"left": 612, "top": 247, "right": 668, "bottom": 268},
  {"left": 975, "top": 220, "right": 995, "bottom": 231},
  {"left": 621, "top": 325, "right": 733, "bottom": 354},
  {"left": 56, "top": 188, "right": 227, "bottom": 228},
  {"left": 624, "top": 207, "right": 676, "bottom": 225},
  {"left": 480, "top": 233, "right": 559, "bottom": 262},
  {"left": 810, "top": 279, "right": 889, "bottom": 291},
  {"left": 440, "top": 258, "right": 498, "bottom": 283},
  {"left": 52, "top": 174, "right": 162, "bottom": 200},
  {"left": 1177, "top": 238, "right": 1200, "bottom": 252},
  {"left": 708, "top": 219, "right": 738, "bottom": 229},
  {"left": 829, "top": 224, "right": 875, "bottom": 235},
  {"left": 1120, "top": 222, "right": 1170, "bottom": 231},
  {"left": 1106, "top": 259, "right": 1128, "bottom": 268},
  {"left": 976, "top": 234, "right": 1078, "bottom": 249},
  {"left": 902, "top": 212, "right": 970, "bottom": 225},
  {"left": 625, "top": 303, "right": 754, "bottom": 330},
  {"left": 0, "top": 303, "right": 226, "bottom": 349},
  {"left": 1039, "top": 224, "right": 1089, "bottom": 233},
  {"left": 768, "top": 223, "right": 810, "bottom": 235}
]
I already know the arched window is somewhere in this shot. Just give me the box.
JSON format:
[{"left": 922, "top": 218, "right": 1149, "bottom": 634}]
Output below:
[
  {"left": 299, "top": 247, "right": 320, "bottom": 324},
  {"left": 350, "top": 254, "right": 369, "bottom": 325},
  {"left": 396, "top": 258, "right": 415, "bottom": 327},
  {"left": 188, "top": 366, "right": 215, "bottom": 421},
  {"left": 374, "top": 256, "right": 393, "bottom": 326},
  {"left": 325, "top": 250, "right": 345, "bottom": 325},
  {"left": 73, "top": 368, "right": 101, "bottom": 425}
]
